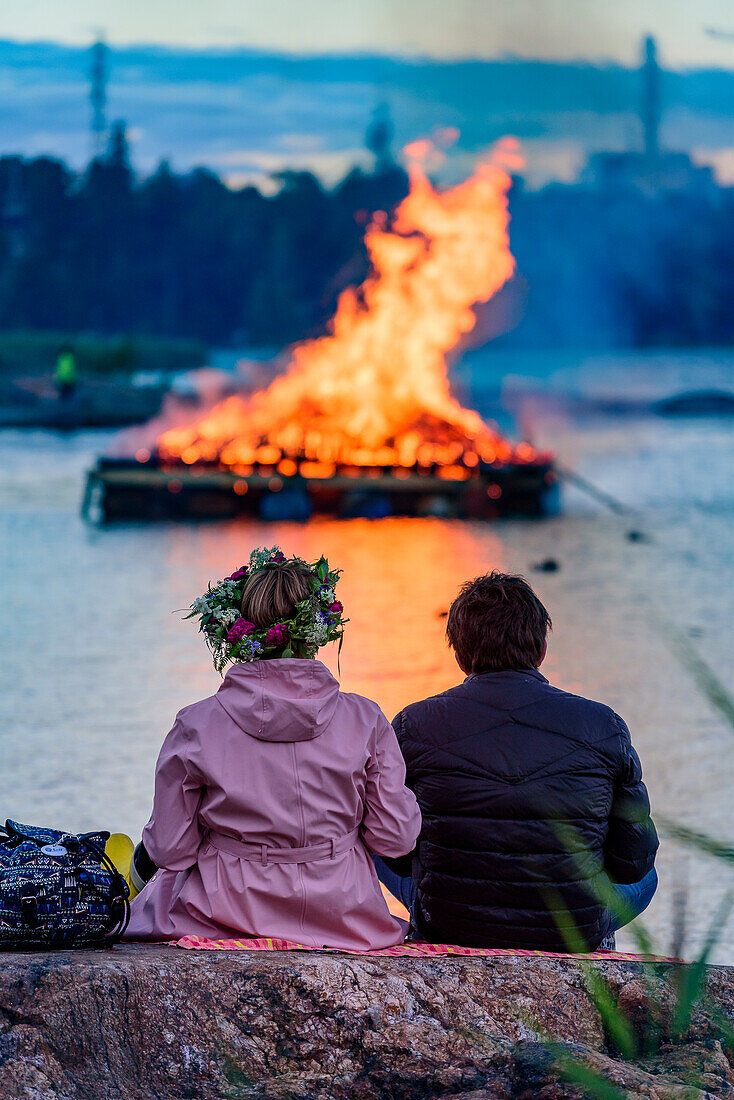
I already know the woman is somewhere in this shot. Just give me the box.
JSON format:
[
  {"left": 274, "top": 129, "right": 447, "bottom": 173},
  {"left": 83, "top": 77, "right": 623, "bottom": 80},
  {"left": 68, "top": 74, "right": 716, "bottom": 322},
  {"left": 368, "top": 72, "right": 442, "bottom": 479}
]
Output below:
[{"left": 125, "top": 546, "right": 420, "bottom": 949}]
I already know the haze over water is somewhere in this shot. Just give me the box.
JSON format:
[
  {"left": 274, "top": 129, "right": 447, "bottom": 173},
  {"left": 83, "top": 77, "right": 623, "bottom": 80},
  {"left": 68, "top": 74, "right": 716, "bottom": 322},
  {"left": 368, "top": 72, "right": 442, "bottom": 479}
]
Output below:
[{"left": 1, "top": 349, "right": 733, "bottom": 961}]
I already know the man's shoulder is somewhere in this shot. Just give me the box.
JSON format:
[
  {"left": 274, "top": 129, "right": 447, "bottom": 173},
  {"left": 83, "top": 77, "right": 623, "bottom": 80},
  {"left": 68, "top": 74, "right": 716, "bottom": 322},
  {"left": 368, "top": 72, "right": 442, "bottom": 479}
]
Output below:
[
  {"left": 396, "top": 681, "right": 474, "bottom": 731},
  {"left": 397, "top": 676, "right": 624, "bottom": 745},
  {"left": 539, "top": 681, "right": 625, "bottom": 729}
]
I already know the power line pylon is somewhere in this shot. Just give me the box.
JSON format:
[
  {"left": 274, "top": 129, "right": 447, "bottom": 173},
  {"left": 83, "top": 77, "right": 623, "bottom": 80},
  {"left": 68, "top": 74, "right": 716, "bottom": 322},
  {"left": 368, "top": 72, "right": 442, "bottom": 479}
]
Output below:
[{"left": 90, "top": 38, "right": 109, "bottom": 160}]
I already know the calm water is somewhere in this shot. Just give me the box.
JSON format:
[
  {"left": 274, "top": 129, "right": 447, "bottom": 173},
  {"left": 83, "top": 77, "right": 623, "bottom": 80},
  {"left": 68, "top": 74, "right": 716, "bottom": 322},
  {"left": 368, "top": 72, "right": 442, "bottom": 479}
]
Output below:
[{"left": 1, "top": 350, "right": 733, "bottom": 960}]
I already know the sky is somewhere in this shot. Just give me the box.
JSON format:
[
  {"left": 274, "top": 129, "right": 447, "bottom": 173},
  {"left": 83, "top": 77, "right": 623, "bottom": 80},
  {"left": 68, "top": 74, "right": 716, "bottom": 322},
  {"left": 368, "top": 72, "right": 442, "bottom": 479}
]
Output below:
[
  {"left": 0, "top": 3, "right": 731, "bottom": 190},
  {"left": 1, "top": 0, "right": 734, "bottom": 67}
]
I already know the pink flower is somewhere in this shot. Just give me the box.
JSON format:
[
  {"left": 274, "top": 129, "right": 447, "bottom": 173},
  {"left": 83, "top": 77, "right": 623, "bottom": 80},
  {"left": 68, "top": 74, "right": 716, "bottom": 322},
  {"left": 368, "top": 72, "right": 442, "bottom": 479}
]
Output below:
[
  {"left": 265, "top": 624, "right": 289, "bottom": 646},
  {"left": 329, "top": 602, "right": 343, "bottom": 614},
  {"left": 227, "top": 567, "right": 248, "bottom": 581},
  {"left": 226, "top": 618, "right": 255, "bottom": 643}
]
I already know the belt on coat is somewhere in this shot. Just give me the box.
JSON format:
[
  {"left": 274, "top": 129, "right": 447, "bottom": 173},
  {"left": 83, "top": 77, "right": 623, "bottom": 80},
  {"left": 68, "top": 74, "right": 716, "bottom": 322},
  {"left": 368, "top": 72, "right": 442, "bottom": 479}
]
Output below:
[{"left": 205, "top": 826, "right": 361, "bottom": 866}]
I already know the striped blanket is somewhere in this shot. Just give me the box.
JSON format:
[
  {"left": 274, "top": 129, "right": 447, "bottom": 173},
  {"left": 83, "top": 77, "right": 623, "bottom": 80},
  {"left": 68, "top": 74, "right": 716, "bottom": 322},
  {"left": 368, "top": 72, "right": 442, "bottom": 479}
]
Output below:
[{"left": 173, "top": 935, "right": 678, "bottom": 962}]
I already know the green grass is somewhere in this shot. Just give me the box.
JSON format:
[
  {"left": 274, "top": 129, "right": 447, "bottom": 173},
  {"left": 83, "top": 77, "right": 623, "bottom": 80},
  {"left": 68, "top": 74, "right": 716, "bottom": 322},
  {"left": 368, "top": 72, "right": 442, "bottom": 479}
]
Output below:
[{"left": 535, "top": 819, "right": 734, "bottom": 1097}]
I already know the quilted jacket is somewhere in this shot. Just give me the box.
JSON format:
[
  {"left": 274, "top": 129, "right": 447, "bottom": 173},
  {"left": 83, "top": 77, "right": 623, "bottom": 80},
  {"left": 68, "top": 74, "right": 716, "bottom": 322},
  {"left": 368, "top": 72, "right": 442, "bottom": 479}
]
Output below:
[{"left": 392, "top": 669, "right": 658, "bottom": 950}]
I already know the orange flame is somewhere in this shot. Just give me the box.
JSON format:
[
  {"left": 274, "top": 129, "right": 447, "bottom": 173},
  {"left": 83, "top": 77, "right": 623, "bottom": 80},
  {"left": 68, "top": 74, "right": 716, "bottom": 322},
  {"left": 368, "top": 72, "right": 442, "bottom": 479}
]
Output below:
[{"left": 157, "top": 142, "right": 537, "bottom": 473}]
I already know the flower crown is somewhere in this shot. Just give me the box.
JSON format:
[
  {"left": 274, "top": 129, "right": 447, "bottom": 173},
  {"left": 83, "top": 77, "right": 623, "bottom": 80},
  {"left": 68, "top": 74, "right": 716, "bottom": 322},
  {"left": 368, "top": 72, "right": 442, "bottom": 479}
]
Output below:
[{"left": 186, "top": 546, "right": 346, "bottom": 674}]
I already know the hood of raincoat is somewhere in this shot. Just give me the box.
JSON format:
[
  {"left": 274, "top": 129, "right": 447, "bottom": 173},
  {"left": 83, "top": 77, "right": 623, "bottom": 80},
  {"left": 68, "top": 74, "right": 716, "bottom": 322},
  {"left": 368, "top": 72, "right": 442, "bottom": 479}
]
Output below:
[{"left": 215, "top": 658, "right": 340, "bottom": 742}]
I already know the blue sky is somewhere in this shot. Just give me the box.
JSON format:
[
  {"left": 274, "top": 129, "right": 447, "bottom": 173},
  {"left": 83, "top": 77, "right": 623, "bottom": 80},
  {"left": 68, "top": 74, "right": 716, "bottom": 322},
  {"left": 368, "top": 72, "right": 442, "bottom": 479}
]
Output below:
[
  {"left": 2, "top": 0, "right": 734, "bottom": 66},
  {"left": 0, "top": 3, "right": 731, "bottom": 189},
  {"left": 1, "top": 40, "right": 731, "bottom": 188}
]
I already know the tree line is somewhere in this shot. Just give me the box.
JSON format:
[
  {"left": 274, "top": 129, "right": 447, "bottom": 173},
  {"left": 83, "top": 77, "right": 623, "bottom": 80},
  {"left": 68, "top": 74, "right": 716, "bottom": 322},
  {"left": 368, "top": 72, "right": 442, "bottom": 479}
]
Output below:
[{"left": 0, "top": 128, "right": 731, "bottom": 350}]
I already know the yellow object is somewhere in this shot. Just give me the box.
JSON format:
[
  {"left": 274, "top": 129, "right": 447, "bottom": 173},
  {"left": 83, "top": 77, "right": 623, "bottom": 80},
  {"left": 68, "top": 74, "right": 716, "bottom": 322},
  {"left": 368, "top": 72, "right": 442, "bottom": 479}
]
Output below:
[
  {"left": 105, "top": 833, "right": 139, "bottom": 899},
  {"left": 380, "top": 882, "right": 409, "bottom": 921}
]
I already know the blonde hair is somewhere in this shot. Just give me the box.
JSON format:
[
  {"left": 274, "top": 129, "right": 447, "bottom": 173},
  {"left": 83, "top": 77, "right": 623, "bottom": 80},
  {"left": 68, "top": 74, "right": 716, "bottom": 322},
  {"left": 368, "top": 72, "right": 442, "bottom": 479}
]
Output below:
[{"left": 240, "top": 563, "right": 310, "bottom": 627}]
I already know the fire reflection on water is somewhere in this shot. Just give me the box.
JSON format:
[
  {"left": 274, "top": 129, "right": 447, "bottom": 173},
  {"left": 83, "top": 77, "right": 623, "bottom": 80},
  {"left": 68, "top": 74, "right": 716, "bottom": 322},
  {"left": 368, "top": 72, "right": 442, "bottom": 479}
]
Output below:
[
  {"left": 164, "top": 516, "right": 506, "bottom": 922},
  {"left": 164, "top": 516, "right": 506, "bottom": 720}
]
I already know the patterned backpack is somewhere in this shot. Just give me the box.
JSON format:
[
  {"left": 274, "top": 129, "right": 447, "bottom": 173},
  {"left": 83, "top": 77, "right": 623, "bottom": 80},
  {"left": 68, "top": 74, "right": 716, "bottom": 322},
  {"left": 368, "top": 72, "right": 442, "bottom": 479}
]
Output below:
[{"left": 0, "top": 820, "right": 130, "bottom": 949}]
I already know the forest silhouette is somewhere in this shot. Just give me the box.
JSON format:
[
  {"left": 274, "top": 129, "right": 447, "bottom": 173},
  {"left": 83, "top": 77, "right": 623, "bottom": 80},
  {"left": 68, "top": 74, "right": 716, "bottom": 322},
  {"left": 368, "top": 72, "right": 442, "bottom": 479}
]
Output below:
[{"left": 0, "top": 124, "right": 732, "bottom": 351}]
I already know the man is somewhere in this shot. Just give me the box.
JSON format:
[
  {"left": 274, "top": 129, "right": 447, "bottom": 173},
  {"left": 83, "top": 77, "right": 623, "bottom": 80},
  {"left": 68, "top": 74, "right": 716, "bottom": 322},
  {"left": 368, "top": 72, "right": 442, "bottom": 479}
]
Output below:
[{"left": 375, "top": 572, "right": 658, "bottom": 951}]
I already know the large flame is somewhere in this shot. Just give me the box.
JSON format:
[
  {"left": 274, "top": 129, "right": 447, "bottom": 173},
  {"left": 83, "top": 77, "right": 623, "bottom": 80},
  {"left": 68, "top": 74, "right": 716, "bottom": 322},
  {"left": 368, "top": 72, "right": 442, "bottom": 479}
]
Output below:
[{"left": 157, "top": 140, "right": 537, "bottom": 476}]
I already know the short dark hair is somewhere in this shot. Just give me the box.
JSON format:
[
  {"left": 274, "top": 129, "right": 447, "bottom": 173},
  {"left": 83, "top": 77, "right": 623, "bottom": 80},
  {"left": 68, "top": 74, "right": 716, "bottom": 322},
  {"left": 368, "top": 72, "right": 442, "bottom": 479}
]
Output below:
[{"left": 446, "top": 571, "right": 551, "bottom": 674}]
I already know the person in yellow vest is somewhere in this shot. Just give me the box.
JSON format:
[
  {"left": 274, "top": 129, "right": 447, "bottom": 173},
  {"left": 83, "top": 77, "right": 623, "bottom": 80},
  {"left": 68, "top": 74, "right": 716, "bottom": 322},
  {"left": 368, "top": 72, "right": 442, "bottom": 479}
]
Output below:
[{"left": 54, "top": 344, "right": 78, "bottom": 399}]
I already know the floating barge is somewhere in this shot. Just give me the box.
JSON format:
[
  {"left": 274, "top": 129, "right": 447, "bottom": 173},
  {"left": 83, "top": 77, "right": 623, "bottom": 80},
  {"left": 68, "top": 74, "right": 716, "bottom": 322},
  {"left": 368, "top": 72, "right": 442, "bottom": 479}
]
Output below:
[{"left": 81, "top": 456, "right": 558, "bottom": 523}]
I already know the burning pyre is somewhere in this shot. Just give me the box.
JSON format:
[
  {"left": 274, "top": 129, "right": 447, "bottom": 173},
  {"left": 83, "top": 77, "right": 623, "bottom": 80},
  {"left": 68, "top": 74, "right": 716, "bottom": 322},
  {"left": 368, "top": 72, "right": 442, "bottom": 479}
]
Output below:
[{"left": 85, "top": 139, "right": 556, "bottom": 522}]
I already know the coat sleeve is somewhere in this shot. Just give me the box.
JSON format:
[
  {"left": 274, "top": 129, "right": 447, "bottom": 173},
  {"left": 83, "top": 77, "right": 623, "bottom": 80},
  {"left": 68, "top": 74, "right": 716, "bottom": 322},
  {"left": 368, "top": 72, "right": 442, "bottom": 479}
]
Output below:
[
  {"left": 141, "top": 714, "right": 206, "bottom": 872},
  {"left": 373, "top": 708, "right": 421, "bottom": 875},
  {"left": 360, "top": 710, "right": 422, "bottom": 859},
  {"left": 603, "top": 714, "right": 659, "bottom": 884}
]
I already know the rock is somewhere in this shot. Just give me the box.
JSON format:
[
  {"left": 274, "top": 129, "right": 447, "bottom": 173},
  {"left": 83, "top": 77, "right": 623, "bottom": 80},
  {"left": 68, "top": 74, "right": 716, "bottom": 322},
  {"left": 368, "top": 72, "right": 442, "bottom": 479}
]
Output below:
[
  {"left": 0, "top": 378, "right": 167, "bottom": 429},
  {"left": 533, "top": 558, "right": 560, "bottom": 572},
  {"left": 655, "top": 391, "right": 734, "bottom": 417},
  {"left": 0, "top": 947, "right": 732, "bottom": 1099}
]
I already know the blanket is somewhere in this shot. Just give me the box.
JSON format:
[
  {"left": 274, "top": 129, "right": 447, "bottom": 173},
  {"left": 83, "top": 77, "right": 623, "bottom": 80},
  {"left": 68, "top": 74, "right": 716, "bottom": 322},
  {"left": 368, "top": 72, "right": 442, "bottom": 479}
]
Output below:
[{"left": 173, "top": 935, "right": 679, "bottom": 962}]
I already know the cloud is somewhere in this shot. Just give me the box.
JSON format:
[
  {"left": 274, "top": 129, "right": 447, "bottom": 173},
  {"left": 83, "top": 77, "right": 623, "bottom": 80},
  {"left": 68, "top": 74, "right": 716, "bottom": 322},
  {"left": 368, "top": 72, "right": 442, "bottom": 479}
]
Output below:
[
  {"left": 219, "top": 146, "right": 370, "bottom": 185},
  {"left": 0, "top": 42, "right": 730, "bottom": 188},
  {"left": 691, "top": 145, "right": 734, "bottom": 184}
]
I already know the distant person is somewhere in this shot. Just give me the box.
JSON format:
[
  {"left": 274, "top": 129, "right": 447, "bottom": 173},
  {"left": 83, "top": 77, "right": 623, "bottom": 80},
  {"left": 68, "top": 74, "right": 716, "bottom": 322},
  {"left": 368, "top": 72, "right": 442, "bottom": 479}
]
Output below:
[
  {"left": 124, "top": 547, "right": 420, "bottom": 948},
  {"left": 375, "top": 572, "right": 658, "bottom": 951},
  {"left": 54, "top": 344, "right": 78, "bottom": 400}
]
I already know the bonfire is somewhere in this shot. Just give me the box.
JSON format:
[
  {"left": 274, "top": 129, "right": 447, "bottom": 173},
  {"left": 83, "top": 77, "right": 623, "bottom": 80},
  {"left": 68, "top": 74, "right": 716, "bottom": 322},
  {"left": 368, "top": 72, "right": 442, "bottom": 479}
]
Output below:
[
  {"left": 84, "top": 138, "right": 555, "bottom": 522},
  {"left": 155, "top": 137, "right": 542, "bottom": 480}
]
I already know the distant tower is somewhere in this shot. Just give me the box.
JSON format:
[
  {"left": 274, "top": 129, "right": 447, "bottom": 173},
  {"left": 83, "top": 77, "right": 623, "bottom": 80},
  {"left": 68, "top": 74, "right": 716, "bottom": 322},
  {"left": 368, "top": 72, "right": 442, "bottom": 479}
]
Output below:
[
  {"left": 366, "top": 104, "right": 394, "bottom": 171},
  {"left": 641, "top": 35, "right": 661, "bottom": 160},
  {"left": 90, "top": 38, "right": 109, "bottom": 159}
]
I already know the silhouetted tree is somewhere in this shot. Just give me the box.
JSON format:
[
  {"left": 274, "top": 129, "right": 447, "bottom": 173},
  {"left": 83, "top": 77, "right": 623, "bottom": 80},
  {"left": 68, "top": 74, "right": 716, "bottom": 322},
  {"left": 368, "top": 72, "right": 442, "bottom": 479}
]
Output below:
[
  {"left": 0, "top": 146, "right": 730, "bottom": 351},
  {"left": 365, "top": 104, "right": 394, "bottom": 171}
]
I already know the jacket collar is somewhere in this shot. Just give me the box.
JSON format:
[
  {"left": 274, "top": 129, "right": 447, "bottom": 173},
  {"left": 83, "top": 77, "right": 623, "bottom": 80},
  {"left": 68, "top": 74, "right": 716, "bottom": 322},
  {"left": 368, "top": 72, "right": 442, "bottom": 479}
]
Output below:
[{"left": 464, "top": 668, "right": 548, "bottom": 685}]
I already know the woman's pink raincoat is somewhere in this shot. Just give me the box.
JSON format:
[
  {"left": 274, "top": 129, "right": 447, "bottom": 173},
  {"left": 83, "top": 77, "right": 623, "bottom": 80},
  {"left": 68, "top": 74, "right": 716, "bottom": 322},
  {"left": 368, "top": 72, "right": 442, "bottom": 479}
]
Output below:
[{"left": 125, "top": 659, "right": 421, "bottom": 948}]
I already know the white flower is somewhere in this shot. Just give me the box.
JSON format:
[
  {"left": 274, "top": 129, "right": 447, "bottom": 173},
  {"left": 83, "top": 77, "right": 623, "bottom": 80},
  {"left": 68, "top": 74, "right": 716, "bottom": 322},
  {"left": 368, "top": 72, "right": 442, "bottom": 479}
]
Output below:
[
  {"left": 249, "top": 545, "right": 282, "bottom": 571},
  {"left": 305, "top": 610, "right": 330, "bottom": 646}
]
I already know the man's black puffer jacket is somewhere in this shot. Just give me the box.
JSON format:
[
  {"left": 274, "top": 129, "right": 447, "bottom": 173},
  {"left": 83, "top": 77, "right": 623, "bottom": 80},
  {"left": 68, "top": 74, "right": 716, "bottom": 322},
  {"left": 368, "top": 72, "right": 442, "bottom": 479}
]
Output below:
[{"left": 392, "top": 669, "right": 658, "bottom": 951}]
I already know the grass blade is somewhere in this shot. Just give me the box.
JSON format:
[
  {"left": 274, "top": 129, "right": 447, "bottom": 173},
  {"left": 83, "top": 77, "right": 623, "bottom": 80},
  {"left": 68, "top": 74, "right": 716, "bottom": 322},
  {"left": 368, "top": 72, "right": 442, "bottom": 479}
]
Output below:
[
  {"left": 549, "top": 1045, "right": 632, "bottom": 1100},
  {"left": 659, "top": 818, "right": 734, "bottom": 866},
  {"left": 545, "top": 888, "right": 638, "bottom": 1060},
  {"left": 672, "top": 888, "right": 734, "bottom": 1040}
]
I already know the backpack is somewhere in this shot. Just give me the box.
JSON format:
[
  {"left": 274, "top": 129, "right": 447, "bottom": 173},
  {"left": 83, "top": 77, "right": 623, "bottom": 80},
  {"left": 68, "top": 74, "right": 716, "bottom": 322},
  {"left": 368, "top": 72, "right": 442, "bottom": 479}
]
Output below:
[{"left": 0, "top": 820, "right": 130, "bottom": 949}]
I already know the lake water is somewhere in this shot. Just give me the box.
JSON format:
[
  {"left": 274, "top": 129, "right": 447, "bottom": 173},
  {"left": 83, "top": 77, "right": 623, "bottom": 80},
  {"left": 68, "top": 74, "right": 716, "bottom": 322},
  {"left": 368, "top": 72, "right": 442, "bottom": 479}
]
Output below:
[{"left": 1, "top": 349, "right": 733, "bottom": 961}]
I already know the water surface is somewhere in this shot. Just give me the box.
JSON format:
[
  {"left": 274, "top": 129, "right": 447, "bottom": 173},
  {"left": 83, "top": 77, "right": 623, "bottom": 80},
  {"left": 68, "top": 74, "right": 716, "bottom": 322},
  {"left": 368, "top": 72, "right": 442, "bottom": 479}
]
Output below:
[{"left": 1, "top": 352, "right": 733, "bottom": 960}]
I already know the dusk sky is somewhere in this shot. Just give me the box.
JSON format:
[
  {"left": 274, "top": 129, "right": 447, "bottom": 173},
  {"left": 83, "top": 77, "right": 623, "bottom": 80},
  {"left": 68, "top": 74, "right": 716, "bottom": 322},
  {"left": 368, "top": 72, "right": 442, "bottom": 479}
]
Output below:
[
  {"left": 0, "top": 1, "right": 731, "bottom": 189},
  {"left": 1, "top": 0, "right": 734, "bottom": 67}
]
